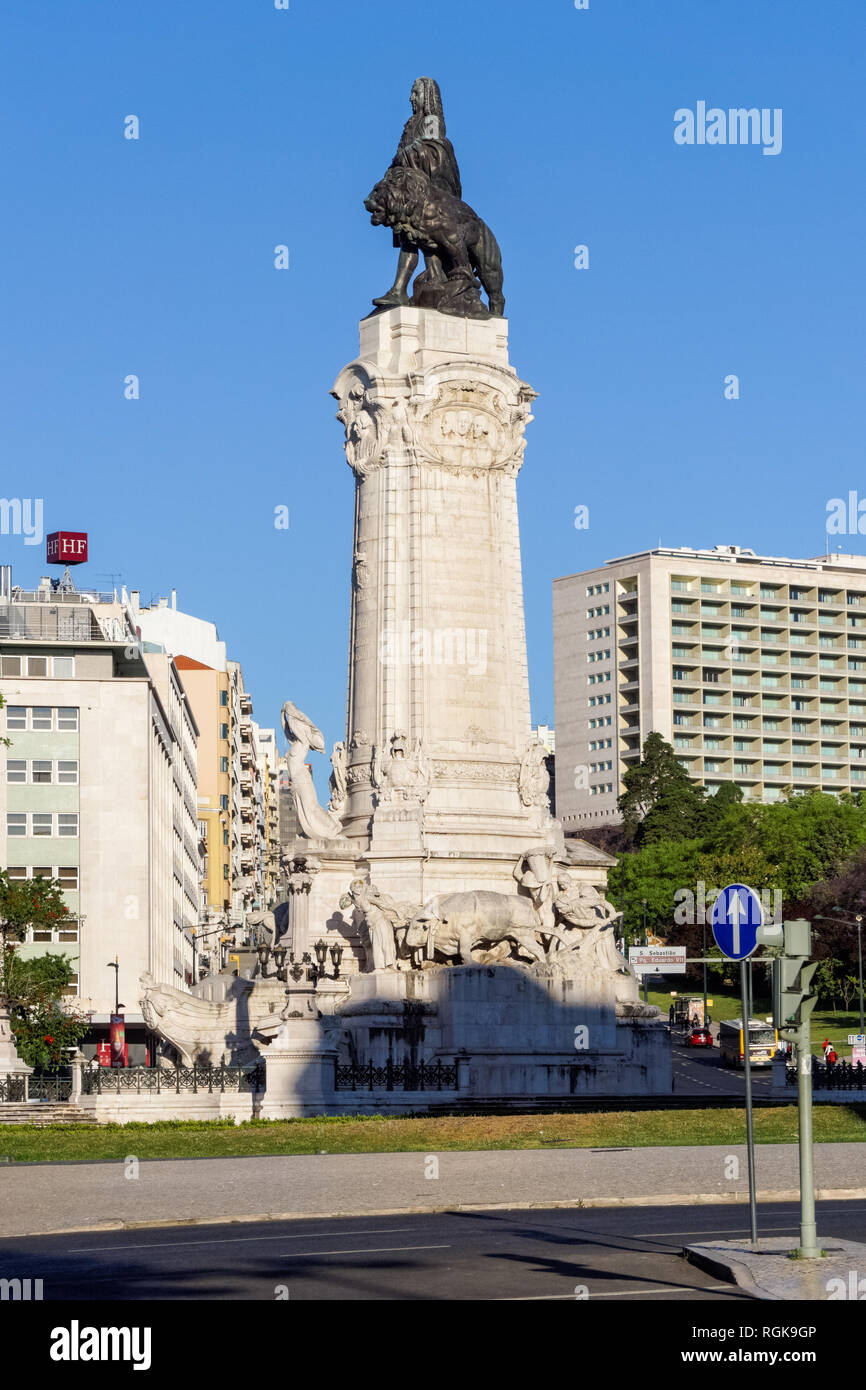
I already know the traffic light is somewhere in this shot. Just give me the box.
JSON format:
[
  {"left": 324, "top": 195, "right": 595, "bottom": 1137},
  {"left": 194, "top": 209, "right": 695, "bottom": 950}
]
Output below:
[{"left": 772, "top": 919, "right": 819, "bottom": 1030}]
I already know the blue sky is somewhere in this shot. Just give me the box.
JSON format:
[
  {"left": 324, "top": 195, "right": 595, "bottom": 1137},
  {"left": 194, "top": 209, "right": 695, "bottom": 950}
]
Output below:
[{"left": 3, "top": 0, "right": 864, "bottom": 777}]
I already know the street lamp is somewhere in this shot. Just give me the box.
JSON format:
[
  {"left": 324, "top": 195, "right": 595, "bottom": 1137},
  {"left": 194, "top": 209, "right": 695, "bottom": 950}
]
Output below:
[{"left": 106, "top": 956, "right": 122, "bottom": 1015}]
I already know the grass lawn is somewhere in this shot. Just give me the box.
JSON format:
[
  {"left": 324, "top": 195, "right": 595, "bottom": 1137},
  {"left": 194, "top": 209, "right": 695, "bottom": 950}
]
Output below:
[{"left": 1, "top": 1104, "right": 865, "bottom": 1163}]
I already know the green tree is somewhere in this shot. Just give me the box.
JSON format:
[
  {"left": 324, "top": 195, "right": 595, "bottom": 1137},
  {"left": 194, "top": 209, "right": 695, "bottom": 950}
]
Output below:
[
  {"left": 608, "top": 836, "right": 703, "bottom": 941},
  {"left": 6, "top": 953, "right": 89, "bottom": 1069},
  {"left": 0, "top": 870, "right": 86, "bottom": 1069},
  {"left": 618, "top": 732, "right": 706, "bottom": 846}
]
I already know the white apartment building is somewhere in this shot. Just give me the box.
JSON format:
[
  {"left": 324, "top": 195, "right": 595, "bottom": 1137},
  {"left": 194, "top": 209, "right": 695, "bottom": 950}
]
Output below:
[
  {"left": 554, "top": 545, "right": 866, "bottom": 830},
  {"left": 0, "top": 574, "right": 197, "bottom": 1056},
  {"left": 135, "top": 596, "right": 275, "bottom": 928}
]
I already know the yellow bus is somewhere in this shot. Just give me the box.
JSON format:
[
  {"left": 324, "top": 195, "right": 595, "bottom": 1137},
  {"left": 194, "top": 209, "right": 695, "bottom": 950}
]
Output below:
[{"left": 718, "top": 1018, "right": 779, "bottom": 1068}]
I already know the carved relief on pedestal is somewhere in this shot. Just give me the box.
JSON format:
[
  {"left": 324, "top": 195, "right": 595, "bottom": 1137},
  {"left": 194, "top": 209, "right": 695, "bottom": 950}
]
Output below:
[
  {"left": 411, "top": 379, "right": 536, "bottom": 477},
  {"left": 372, "top": 730, "right": 432, "bottom": 804},
  {"left": 431, "top": 758, "right": 518, "bottom": 784}
]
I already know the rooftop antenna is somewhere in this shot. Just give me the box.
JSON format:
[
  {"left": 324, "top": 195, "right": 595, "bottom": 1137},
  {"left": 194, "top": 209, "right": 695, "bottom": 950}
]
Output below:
[{"left": 95, "top": 571, "right": 123, "bottom": 598}]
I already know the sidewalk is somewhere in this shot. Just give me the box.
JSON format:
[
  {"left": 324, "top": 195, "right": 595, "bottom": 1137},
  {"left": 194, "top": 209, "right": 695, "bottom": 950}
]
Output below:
[{"left": 1, "top": 1142, "right": 865, "bottom": 1238}]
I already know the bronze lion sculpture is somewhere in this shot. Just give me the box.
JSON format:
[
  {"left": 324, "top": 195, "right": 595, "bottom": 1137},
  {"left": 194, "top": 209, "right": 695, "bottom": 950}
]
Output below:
[{"left": 364, "top": 166, "right": 505, "bottom": 319}]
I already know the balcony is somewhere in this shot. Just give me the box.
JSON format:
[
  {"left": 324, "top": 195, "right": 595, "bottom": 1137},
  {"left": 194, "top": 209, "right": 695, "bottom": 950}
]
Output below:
[{"left": 0, "top": 604, "right": 135, "bottom": 644}]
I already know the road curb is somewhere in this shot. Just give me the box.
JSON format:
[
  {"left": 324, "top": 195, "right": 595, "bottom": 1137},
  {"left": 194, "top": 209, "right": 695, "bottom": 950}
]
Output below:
[
  {"left": 7, "top": 1186, "right": 866, "bottom": 1241},
  {"left": 684, "top": 1244, "right": 777, "bottom": 1300}
]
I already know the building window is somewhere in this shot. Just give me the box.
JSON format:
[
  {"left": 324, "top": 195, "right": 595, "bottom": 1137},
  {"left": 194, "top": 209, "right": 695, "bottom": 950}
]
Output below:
[
  {"left": 32, "top": 813, "right": 53, "bottom": 836},
  {"left": 31, "top": 760, "right": 52, "bottom": 784},
  {"left": 220, "top": 690, "right": 229, "bottom": 706},
  {"left": 52, "top": 657, "right": 75, "bottom": 677},
  {"left": 31, "top": 707, "right": 53, "bottom": 730},
  {"left": 220, "top": 794, "right": 229, "bottom": 811},
  {"left": 25, "top": 656, "right": 49, "bottom": 677},
  {"left": 57, "top": 707, "right": 79, "bottom": 730},
  {"left": 6, "top": 760, "right": 26, "bottom": 783},
  {"left": 57, "top": 760, "right": 78, "bottom": 784},
  {"left": 7, "top": 813, "right": 26, "bottom": 836}
]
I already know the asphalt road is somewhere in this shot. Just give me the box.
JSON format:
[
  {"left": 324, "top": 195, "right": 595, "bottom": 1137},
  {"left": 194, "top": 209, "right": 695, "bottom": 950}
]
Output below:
[
  {"left": 671, "top": 1032, "right": 774, "bottom": 1097},
  {"left": 3, "top": 1199, "right": 864, "bottom": 1301}
]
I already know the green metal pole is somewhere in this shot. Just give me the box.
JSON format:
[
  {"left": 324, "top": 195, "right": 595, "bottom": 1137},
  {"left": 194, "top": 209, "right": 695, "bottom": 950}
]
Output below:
[
  {"left": 858, "top": 918, "right": 864, "bottom": 1036},
  {"left": 796, "top": 1009, "right": 819, "bottom": 1258},
  {"left": 740, "top": 961, "right": 758, "bottom": 1245}
]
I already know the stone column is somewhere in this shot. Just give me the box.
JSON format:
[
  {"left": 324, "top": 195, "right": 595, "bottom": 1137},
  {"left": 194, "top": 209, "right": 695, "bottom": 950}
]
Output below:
[
  {"left": 260, "top": 979, "right": 338, "bottom": 1118},
  {"left": 332, "top": 307, "right": 557, "bottom": 882},
  {"left": 285, "top": 856, "right": 320, "bottom": 961}
]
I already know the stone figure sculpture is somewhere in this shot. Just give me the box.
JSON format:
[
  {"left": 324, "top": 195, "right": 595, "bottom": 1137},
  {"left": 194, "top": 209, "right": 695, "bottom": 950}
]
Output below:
[
  {"left": 518, "top": 737, "right": 551, "bottom": 810},
  {"left": 340, "top": 879, "right": 409, "bottom": 972},
  {"left": 329, "top": 741, "right": 348, "bottom": 816},
  {"left": 139, "top": 972, "right": 284, "bottom": 1066},
  {"left": 246, "top": 907, "right": 278, "bottom": 949},
  {"left": 372, "top": 730, "right": 431, "bottom": 803},
  {"left": 281, "top": 701, "right": 344, "bottom": 841},
  {"left": 513, "top": 846, "right": 559, "bottom": 931},
  {"left": 405, "top": 891, "right": 550, "bottom": 966},
  {"left": 365, "top": 77, "right": 505, "bottom": 319}
]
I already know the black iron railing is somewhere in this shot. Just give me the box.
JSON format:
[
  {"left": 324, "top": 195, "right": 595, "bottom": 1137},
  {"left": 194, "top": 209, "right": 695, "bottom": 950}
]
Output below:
[
  {"left": 0, "top": 1075, "right": 28, "bottom": 1102},
  {"left": 785, "top": 1059, "right": 866, "bottom": 1091},
  {"left": 81, "top": 1061, "right": 266, "bottom": 1095},
  {"left": 335, "top": 1059, "right": 459, "bottom": 1092}
]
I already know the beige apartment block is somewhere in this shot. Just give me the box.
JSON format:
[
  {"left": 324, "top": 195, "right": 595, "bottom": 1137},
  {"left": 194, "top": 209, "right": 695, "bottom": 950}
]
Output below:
[
  {"left": 0, "top": 578, "right": 197, "bottom": 1051},
  {"left": 554, "top": 545, "right": 866, "bottom": 831}
]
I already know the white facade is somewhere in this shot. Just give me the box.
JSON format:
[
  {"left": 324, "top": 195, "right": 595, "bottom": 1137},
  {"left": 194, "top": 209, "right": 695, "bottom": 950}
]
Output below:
[
  {"left": 0, "top": 585, "right": 197, "bottom": 1027},
  {"left": 132, "top": 592, "right": 227, "bottom": 671},
  {"left": 554, "top": 545, "right": 866, "bottom": 829}
]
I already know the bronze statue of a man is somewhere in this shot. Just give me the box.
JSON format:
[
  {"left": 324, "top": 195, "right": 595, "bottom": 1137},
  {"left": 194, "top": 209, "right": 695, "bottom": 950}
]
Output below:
[{"left": 372, "top": 77, "right": 461, "bottom": 310}]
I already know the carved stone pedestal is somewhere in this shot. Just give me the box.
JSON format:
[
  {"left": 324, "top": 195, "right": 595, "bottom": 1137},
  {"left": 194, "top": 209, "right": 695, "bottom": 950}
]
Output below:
[
  {"left": 259, "top": 982, "right": 338, "bottom": 1118},
  {"left": 0, "top": 1005, "right": 32, "bottom": 1082}
]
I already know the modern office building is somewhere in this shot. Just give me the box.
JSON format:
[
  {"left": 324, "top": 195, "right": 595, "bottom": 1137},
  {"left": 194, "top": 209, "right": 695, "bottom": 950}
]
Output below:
[
  {"left": 0, "top": 573, "right": 197, "bottom": 1053},
  {"left": 554, "top": 545, "right": 866, "bottom": 830}
]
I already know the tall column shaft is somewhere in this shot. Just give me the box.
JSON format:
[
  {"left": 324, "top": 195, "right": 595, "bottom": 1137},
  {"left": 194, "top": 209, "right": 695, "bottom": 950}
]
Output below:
[{"left": 333, "top": 307, "right": 554, "bottom": 866}]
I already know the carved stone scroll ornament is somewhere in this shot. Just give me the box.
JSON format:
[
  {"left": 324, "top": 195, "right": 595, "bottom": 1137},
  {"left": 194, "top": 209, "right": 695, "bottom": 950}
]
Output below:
[{"left": 336, "top": 385, "right": 386, "bottom": 478}]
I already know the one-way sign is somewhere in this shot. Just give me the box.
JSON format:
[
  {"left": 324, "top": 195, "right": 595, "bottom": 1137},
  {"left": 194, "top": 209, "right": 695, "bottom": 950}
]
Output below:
[{"left": 711, "top": 883, "right": 763, "bottom": 961}]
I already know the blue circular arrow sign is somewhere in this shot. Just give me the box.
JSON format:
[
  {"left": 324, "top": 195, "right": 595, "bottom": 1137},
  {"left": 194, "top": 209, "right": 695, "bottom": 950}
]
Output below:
[{"left": 711, "top": 883, "right": 763, "bottom": 961}]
